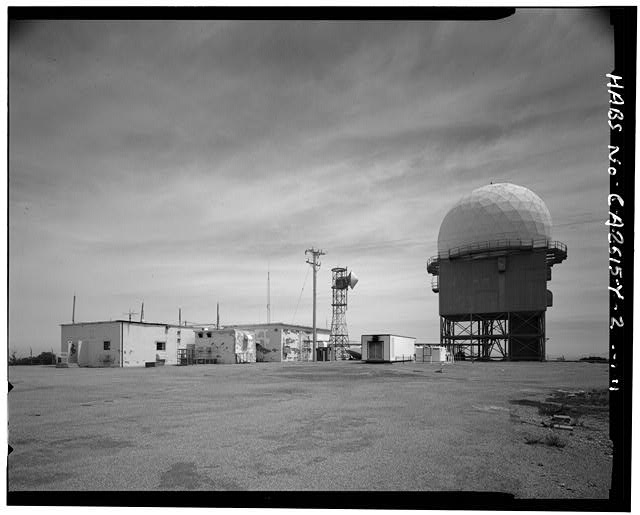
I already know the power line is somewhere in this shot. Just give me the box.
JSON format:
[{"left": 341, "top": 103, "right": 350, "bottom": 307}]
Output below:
[{"left": 291, "top": 265, "right": 310, "bottom": 325}]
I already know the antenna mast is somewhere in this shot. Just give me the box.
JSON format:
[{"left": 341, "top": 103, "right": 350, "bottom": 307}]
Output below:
[
  {"left": 124, "top": 309, "right": 138, "bottom": 323},
  {"left": 267, "top": 268, "right": 271, "bottom": 324},
  {"left": 305, "top": 247, "right": 325, "bottom": 362}
]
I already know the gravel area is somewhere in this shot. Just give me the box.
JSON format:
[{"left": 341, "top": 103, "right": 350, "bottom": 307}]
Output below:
[{"left": 8, "top": 361, "right": 611, "bottom": 497}]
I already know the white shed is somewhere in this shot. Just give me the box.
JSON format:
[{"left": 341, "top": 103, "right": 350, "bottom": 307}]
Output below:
[
  {"left": 415, "top": 345, "right": 448, "bottom": 363},
  {"left": 361, "top": 334, "right": 416, "bottom": 363}
]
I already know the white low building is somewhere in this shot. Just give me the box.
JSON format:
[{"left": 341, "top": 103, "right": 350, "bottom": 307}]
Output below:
[
  {"left": 60, "top": 320, "right": 195, "bottom": 367},
  {"left": 61, "top": 320, "right": 330, "bottom": 367},
  {"left": 361, "top": 334, "right": 416, "bottom": 363},
  {"left": 224, "top": 323, "right": 331, "bottom": 362},
  {"left": 188, "top": 328, "right": 256, "bottom": 364},
  {"left": 415, "top": 345, "right": 449, "bottom": 363}
]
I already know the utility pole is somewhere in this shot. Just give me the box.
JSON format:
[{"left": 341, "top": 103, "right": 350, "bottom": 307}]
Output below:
[
  {"left": 305, "top": 247, "right": 325, "bottom": 362},
  {"left": 216, "top": 302, "right": 220, "bottom": 329},
  {"left": 140, "top": 301, "right": 144, "bottom": 322},
  {"left": 72, "top": 294, "right": 76, "bottom": 323}
]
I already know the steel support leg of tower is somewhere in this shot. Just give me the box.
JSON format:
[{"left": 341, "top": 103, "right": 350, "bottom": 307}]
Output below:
[
  {"left": 440, "top": 313, "right": 511, "bottom": 360},
  {"left": 508, "top": 311, "right": 545, "bottom": 361}
]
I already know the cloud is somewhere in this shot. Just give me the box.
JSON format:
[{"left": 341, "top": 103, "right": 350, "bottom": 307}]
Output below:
[{"left": 9, "top": 12, "right": 614, "bottom": 357}]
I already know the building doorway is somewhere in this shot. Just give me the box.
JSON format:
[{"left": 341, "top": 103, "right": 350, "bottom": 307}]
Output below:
[
  {"left": 316, "top": 347, "right": 329, "bottom": 362},
  {"left": 368, "top": 340, "right": 384, "bottom": 361},
  {"left": 68, "top": 340, "right": 78, "bottom": 364}
]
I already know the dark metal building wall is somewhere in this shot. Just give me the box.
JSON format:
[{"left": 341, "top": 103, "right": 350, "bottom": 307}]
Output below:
[
  {"left": 508, "top": 311, "right": 545, "bottom": 360},
  {"left": 439, "top": 250, "right": 548, "bottom": 316}
]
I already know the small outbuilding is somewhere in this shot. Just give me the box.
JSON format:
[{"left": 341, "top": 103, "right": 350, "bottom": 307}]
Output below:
[
  {"left": 361, "top": 334, "right": 416, "bottom": 363},
  {"left": 415, "top": 345, "right": 449, "bottom": 363}
]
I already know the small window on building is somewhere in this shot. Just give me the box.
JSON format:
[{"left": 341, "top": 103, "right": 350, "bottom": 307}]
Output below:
[
  {"left": 104, "top": 341, "right": 111, "bottom": 351},
  {"left": 177, "top": 338, "right": 181, "bottom": 343},
  {"left": 157, "top": 342, "right": 166, "bottom": 351},
  {"left": 206, "top": 332, "right": 212, "bottom": 338},
  {"left": 198, "top": 332, "right": 203, "bottom": 338}
]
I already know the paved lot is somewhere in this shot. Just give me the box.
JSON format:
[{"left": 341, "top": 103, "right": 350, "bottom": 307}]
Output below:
[{"left": 8, "top": 361, "right": 611, "bottom": 497}]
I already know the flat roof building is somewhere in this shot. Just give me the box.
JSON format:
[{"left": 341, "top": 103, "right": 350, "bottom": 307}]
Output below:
[
  {"left": 62, "top": 320, "right": 331, "bottom": 367},
  {"left": 222, "top": 323, "right": 331, "bottom": 362},
  {"left": 60, "top": 320, "right": 195, "bottom": 368},
  {"left": 361, "top": 334, "right": 416, "bottom": 363}
]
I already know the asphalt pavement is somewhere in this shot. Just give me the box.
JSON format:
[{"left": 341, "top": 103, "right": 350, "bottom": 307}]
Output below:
[{"left": 8, "top": 360, "right": 611, "bottom": 497}]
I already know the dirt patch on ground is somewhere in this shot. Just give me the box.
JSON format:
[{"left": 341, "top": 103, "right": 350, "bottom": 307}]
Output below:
[
  {"left": 158, "top": 461, "right": 245, "bottom": 490},
  {"left": 511, "top": 388, "right": 609, "bottom": 420},
  {"left": 507, "top": 388, "right": 611, "bottom": 497}
]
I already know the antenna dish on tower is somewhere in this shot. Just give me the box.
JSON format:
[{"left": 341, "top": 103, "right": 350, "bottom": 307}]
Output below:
[
  {"left": 348, "top": 272, "right": 359, "bottom": 290},
  {"left": 334, "top": 270, "right": 358, "bottom": 290}
]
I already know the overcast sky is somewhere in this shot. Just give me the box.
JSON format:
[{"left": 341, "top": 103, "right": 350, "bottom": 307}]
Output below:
[{"left": 9, "top": 10, "right": 613, "bottom": 359}]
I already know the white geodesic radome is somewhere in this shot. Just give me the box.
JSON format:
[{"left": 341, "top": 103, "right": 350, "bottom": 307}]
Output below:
[{"left": 437, "top": 183, "right": 553, "bottom": 254}]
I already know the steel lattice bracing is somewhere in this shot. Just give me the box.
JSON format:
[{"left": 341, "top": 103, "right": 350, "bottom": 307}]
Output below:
[
  {"left": 440, "top": 311, "right": 545, "bottom": 361},
  {"left": 330, "top": 267, "right": 350, "bottom": 360}
]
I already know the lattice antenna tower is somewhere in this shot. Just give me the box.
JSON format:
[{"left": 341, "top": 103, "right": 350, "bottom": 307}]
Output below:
[{"left": 329, "top": 267, "right": 358, "bottom": 360}]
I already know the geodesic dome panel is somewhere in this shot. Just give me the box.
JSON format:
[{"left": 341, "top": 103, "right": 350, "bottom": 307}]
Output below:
[{"left": 437, "top": 183, "right": 552, "bottom": 254}]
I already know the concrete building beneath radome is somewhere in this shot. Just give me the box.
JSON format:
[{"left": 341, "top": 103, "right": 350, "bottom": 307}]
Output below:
[
  {"left": 60, "top": 320, "right": 196, "bottom": 367},
  {"left": 427, "top": 183, "right": 567, "bottom": 361}
]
